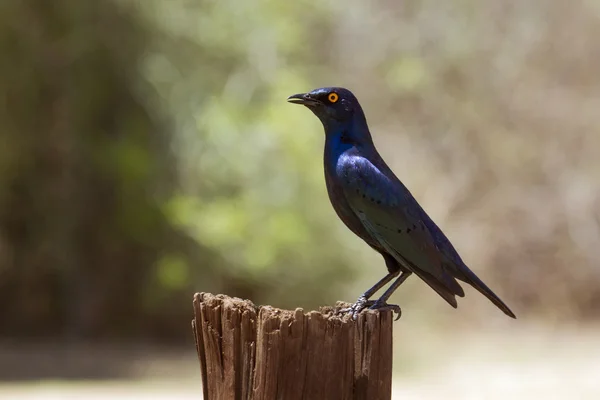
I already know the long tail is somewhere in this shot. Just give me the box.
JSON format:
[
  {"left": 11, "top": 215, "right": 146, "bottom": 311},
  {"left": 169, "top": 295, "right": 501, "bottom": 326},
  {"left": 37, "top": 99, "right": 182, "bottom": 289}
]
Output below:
[{"left": 452, "top": 265, "right": 516, "bottom": 319}]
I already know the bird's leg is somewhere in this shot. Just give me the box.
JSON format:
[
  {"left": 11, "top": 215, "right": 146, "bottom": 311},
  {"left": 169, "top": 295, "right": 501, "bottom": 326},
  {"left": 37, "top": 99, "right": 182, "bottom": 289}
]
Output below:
[
  {"left": 369, "top": 271, "right": 413, "bottom": 320},
  {"left": 338, "top": 270, "right": 399, "bottom": 319}
]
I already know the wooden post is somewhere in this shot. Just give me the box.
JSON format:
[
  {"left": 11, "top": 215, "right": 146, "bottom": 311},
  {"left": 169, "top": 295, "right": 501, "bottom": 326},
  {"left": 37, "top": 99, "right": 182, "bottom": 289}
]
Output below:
[{"left": 192, "top": 292, "right": 394, "bottom": 400}]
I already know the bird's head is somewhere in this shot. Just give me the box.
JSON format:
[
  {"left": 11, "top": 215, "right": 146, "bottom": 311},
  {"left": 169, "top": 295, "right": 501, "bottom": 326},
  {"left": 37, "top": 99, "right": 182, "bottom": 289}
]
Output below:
[{"left": 287, "top": 87, "right": 366, "bottom": 131}]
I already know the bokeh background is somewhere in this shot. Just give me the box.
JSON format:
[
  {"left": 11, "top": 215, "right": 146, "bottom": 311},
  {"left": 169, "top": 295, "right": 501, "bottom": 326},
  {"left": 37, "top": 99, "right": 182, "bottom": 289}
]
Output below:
[{"left": 2, "top": 0, "right": 600, "bottom": 398}]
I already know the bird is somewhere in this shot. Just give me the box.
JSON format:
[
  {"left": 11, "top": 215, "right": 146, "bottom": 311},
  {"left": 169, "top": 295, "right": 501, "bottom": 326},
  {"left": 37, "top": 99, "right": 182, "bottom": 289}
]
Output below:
[{"left": 287, "top": 87, "right": 516, "bottom": 320}]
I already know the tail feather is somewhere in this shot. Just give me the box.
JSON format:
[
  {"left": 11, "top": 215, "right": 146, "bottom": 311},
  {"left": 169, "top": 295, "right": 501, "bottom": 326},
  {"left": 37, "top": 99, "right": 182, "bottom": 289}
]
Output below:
[
  {"left": 452, "top": 265, "right": 516, "bottom": 319},
  {"left": 418, "top": 212, "right": 516, "bottom": 318}
]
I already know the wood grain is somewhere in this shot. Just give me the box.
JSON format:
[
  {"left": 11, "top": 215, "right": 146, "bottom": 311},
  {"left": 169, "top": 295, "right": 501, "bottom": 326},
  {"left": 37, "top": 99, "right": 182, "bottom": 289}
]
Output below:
[{"left": 192, "top": 292, "right": 393, "bottom": 400}]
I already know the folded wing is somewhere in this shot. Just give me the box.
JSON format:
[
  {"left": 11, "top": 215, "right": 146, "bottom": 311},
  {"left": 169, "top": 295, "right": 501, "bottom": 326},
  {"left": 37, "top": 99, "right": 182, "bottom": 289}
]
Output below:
[{"left": 336, "top": 154, "right": 465, "bottom": 307}]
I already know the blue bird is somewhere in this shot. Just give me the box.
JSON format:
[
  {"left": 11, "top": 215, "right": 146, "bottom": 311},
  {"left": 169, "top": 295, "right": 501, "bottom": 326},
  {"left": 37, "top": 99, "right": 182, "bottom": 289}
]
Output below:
[{"left": 288, "top": 87, "right": 516, "bottom": 320}]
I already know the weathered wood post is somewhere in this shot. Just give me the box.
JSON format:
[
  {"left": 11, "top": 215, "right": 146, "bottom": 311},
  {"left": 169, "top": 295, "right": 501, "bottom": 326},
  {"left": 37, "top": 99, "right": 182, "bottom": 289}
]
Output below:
[{"left": 192, "top": 292, "right": 394, "bottom": 400}]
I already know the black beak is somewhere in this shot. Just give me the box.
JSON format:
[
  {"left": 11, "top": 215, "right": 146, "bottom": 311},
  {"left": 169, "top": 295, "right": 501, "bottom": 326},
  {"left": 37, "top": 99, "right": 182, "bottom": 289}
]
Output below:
[{"left": 287, "top": 93, "right": 321, "bottom": 107}]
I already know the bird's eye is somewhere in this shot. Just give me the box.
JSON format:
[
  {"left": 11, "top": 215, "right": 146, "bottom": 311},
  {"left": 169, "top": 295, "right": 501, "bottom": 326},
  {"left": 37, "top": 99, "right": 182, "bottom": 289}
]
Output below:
[{"left": 328, "top": 93, "right": 339, "bottom": 103}]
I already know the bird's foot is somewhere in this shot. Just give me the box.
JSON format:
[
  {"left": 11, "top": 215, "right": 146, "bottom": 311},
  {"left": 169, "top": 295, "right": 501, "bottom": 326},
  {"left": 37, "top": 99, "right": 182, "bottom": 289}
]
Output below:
[
  {"left": 338, "top": 295, "right": 376, "bottom": 320},
  {"left": 368, "top": 300, "right": 402, "bottom": 321}
]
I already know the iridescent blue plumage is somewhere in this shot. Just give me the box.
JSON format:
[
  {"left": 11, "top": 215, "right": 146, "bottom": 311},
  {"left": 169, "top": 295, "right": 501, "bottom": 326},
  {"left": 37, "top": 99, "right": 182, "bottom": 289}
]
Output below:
[{"left": 288, "top": 87, "right": 516, "bottom": 319}]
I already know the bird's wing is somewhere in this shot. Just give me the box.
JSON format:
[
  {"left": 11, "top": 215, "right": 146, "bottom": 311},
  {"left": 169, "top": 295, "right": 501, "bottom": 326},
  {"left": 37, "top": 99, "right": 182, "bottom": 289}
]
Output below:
[{"left": 337, "top": 154, "right": 464, "bottom": 306}]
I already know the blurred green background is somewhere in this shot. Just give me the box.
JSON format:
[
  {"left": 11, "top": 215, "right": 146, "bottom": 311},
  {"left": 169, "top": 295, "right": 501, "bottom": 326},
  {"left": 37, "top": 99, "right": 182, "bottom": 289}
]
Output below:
[{"left": 1, "top": 0, "right": 600, "bottom": 398}]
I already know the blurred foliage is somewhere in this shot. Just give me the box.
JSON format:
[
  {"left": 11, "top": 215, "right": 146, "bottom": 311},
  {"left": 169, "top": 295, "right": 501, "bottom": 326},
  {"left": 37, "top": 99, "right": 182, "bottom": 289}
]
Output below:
[
  {"left": 0, "top": 0, "right": 359, "bottom": 342},
  {"left": 0, "top": 0, "right": 183, "bottom": 339},
  {"left": 1, "top": 0, "right": 599, "bottom": 342}
]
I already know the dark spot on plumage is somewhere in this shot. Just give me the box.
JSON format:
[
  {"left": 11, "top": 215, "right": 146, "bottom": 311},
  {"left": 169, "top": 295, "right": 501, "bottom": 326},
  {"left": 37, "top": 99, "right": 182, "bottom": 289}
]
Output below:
[
  {"left": 406, "top": 228, "right": 412, "bottom": 233},
  {"left": 376, "top": 200, "right": 381, "bottom": 204},
  {"left": 362, "top": 194, "right": 366, "bottom": 198},
  {"left": 397, "top": 229, "right": 402, "bottom": 233}
]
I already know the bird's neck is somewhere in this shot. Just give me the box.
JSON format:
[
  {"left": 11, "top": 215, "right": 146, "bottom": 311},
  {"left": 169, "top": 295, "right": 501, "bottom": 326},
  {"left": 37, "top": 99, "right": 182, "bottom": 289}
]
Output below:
[
  {"left": 324, "top": 113, "right": 373, "bottom": 148},
  {"left": 323, "top": 117, "right": 375, "bottom": 171}
]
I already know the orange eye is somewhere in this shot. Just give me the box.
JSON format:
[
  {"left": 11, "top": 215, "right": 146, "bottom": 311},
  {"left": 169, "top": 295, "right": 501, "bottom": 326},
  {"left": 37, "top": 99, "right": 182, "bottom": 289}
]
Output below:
[{"left": 328, "top": 93, "right": 339, "bottom": 103}]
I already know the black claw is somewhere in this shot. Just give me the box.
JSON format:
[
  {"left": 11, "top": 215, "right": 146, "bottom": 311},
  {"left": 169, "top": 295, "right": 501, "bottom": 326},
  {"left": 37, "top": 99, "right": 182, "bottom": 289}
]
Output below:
[{"left": 368, "top": 301, "right": 402, "bottom": 321}]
